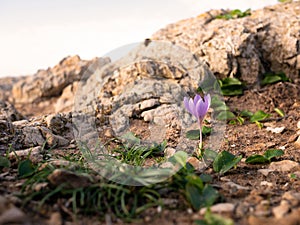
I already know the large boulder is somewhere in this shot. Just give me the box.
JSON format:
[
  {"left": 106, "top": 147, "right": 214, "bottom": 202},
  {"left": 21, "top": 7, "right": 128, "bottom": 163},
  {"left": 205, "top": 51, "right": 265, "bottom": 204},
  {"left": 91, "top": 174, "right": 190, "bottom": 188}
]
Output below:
[
  {"left": 152, "top": 2, "right": 300, "bottom": 85},
  {"left": 11, "top": 55, "right": 109, "bottom": 104}
]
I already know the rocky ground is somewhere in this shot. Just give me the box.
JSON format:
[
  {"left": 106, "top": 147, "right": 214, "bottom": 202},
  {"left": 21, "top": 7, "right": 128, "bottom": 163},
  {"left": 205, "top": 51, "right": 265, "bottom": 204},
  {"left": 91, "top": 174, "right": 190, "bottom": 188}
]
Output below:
[{"left": 0, "top": 1, "right": 300, "bottom": 225}]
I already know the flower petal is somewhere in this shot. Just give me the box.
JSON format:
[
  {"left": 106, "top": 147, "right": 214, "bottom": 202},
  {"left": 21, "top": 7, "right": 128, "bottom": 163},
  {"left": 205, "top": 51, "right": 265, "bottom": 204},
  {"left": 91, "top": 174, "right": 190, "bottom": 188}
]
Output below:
[
  {"left": 189, "top": 98, "right": 197, "bottom": 117},
  {"left": 195, "top": 98, "right": 205, "bottom": 120},
  {"left": 204, "top": 94, "right": 211, "bottom": 109},
  {"left": 193, "top": 94, "right": 201, "bottom": 105}
]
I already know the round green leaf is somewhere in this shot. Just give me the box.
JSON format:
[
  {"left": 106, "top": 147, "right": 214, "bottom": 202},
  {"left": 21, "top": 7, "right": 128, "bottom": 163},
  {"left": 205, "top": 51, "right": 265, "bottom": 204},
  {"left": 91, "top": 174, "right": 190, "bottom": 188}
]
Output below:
[
  {"left": 0, "top": 156, "right": 11, "bottom": 169},
  {"left": 245, "top": 155, "right": 268, "bottom": 164},
  {"left": 263, "top": 149, "right": 284, "bottom": 160},
  {"left": 18, "top": 159, "right": 35, "bottom": 178}
]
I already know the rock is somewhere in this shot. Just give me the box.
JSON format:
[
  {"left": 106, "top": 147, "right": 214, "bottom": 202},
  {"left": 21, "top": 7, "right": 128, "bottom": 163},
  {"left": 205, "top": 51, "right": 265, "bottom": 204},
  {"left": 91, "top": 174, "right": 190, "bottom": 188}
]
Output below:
[
  {"left": 199, "top": 203, "right": 235, "bottom": 215},
  {"left": 12, "top": 56, "right": 109, "bottom": 105},
  {"left": 0, "top": 196, "right": 27, "bottom": 224},
  {"left": 187, "top": 157, "right": 201, "bottom": 170},
  {"left": 12, "top": 55, "right": 83, "bottom": 103},
  {"left": 266, "top": 126, "right": 285, "bottom": 134},
  {"left": 39, "top": 126, "right": 69, "bottom": 147},
  {"left": 47, "top": 169, "right": 93, "bottom": 189},
  {"left": 269, "top": 160, "right": 300, "bottom": 172},
  {"left": 47, "top": 212, "right": 62, "bottom": 225},
  {"left": 282, "top": 191, "right": 300, "bottom": 207},
  {"left": 164, "top": 147, "right": 176, "bottom": 158},
  {"left": 152, "top": 2, "right": 300, "bottom": 85},
  {"left": 74, "top": 41, "right": 216, "bottom": 150},
  {"left": 248, "top": 208, "right": 300, "bottom": 225},
  {"left": 0, "top": 119, "right": 14, "bottom": 150},
  {"left": 272, "top": 200, "right": 290, "bottom": 219},
  {"left": 0, "top": 100, "right": 24, "bottom": 121},
  {"left": 54, "top": 81, "right": 78, "bottom": 113},
  {"left": 8, "top": 146, "right": 43, "bottom": 163},
  {"left": 258, "top": 169, "right": 274, "bottom": 176},
  {"left": 224, "top": 181, "right": 250, "bottom": 190},
  {"left": 295, "top": 136, "right": 300, "bottom": 148},
  {"left": 18, "top": 126, "right": 45, "bottom": 148},
  {"left": 260, "top": 181, "right": 273, "bottom": 187},
  {"left": 0, "top": 76, "right": 24, "bottom": 101}
]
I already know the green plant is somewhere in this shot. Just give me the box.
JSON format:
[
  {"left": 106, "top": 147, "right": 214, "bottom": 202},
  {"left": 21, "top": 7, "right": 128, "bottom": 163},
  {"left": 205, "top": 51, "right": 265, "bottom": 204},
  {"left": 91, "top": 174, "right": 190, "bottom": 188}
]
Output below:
[
  {"left": 195, "top": 209, "right": 234, "bottom": 225},
  {"left": 0, "top": 150, "right": 11, "bottom": 171},
  {"left": 213, "top": 151, "right": 242, "bottom": 174},
  {"left": 261, "top": 72, "right": 291, "bottom": 85},
  {"left": 218, "top": 78, "right": 244, "bottom": 96},
  {"left": 245, "top": 149, "right": 284, "bottom": 164},
  {"left": 215, "top": 9, "right": 251, "bottom": 20}
]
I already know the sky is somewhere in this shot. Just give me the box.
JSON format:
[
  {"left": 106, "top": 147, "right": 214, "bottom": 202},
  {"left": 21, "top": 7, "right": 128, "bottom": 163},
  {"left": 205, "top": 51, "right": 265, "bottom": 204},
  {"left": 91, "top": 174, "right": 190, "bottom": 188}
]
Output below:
[{"left": 0, "top": 0, "right": 278, "bottom": 77}]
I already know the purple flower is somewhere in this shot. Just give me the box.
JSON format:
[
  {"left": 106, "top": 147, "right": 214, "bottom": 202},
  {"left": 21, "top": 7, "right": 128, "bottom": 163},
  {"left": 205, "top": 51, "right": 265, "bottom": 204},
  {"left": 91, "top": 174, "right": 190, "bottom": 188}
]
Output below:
[
  {"left": 183, "top": 93, "right": 211, "bottom": 154},
  {"left": 184, "top": 94, "right": 211, "bottom": 122}
]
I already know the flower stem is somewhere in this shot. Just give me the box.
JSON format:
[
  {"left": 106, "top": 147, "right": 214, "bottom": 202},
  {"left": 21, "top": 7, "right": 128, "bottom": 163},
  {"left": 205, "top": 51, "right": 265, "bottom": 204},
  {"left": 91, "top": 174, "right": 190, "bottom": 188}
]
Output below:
[{"left": 197, "top": 119, "right": 203, "bottom": 157}]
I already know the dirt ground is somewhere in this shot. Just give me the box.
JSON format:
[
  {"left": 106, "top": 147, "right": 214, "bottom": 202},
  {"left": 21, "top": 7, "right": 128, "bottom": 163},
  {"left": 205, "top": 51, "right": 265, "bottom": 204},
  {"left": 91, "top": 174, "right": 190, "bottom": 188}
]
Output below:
[{"left": 1, "top": 78, "right": 300, "bottom": 225}]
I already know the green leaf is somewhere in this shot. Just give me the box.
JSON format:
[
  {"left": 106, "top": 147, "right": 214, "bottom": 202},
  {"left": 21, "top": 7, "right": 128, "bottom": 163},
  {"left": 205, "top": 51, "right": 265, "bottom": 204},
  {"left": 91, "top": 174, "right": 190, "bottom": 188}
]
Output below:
[
  {"left": 173, "top": 151, "right": 188, "bottom": 167},
  {"left": 200, "top": 174, "right": 213, "bottom": 183},
  {"left": 200, "top": 185, "right": 219, "bottom": 208},
  {"left": 18, "top": 159, "right": 35, "bottom": 178},
  {"left": 245, "top": 155, "right": 269, "bottom": 164},
  {"left": 228, "top": 120, "right": 236, "bottom": 125},
  {"left": 215, "top": 9, "right": 251, "bottom": 20},
  {"left": 221, "top": 87, "right": 243, "bottom": 96},
  {"left": 185, "top": 175, "right": 204, "bottom": 210},
  {"left": 202, "top": 149, "right": 218, "bottom": 162},
  {"left": 250, "top": 110, "right": 270, "bottom": 122},
  {"left": 274, "top": 108, "right": 285, "bottom": 117},
  {"left": 236, "top": 116, "right": 245, "bottom": 125},
  {"left": 263, "top": 149, "right": 284, "bottom": 160},
  {"left": 262, "top": 75, "right": 282, "bottom": 85},
  {"left": 186, "top": 126, "right": 212, "bottom": 140},
  {"left": 0, "top": 156, "right": 11, "bottom": 169},
  {"left": 216, "top": 111, "right": 236, "bottom": 121},
  {"left": 186, "top": 130, "right": 199, "bottom": 140},
  {"left": 240, "top": 110, "right": 253, "bottom": 118},
  {"left": 255, "top": 121, "right": 264, "bottom": 129},
  {"left": 213, "top": 151, "right": 242, "bottom": 174},
  {"left": 218, "top": 78, "right": 244, "bottom": 96},
  {"left": 219, "top": 77, "right": 241, "bottom": 87},
  {"left": 261, "top": 72, "right": 290, "bottom": 85},
  {"left": 211, "top": 96, "right": 226, "bottom": 108}
]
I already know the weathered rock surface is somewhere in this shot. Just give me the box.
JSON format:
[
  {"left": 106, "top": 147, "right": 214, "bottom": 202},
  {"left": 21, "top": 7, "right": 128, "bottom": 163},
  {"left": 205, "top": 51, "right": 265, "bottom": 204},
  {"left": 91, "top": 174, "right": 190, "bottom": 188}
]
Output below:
[
  {"left": 0, "top": 76, "right": 24, "bottom": 101},
  {"left": 152, "top": 2, "right": 300, "bottom": 85},
  {"left": 73, "top": 41, "right": 218, "bottom": 150},
  {"left": 12, "top": 55, "right": 88, "bottom": 104},
  {"left": 0, "top": 113, "right": 74, "bottom": 151},
  {"left": 0, "top": 100, "right": 24, "bottom": 121}
]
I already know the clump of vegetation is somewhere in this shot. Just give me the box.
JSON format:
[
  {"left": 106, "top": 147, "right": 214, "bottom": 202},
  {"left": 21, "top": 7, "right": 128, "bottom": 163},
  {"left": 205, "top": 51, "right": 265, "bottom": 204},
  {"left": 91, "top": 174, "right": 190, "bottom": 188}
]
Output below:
[{"left": 215, "top": 9, "right": 251, "bottom": 20}]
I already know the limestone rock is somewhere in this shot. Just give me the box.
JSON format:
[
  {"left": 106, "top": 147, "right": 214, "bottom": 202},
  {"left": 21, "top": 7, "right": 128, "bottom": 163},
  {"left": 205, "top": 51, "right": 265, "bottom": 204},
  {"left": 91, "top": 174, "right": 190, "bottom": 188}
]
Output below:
[
  {"left": 74, "top": 41, "right": 216, "bottom": 150},
  {"left": 200, "top": 203, "right": 235, "bottom": 215},
  {"left": 0, "top": 76, "right": 24, "bottom": 101},
  {"left": 47, "top": 169, "right": 93, "bottom": 189},
  {"left": 269, "top": 160, "right": 300, "bottom": 172},
  {"left": 0, "top": 196, "right": 28, "bottom": 225},
  {"left": 0, "top": 100, "right": 24, "bottom": 121},
  {"left": 54, "top": 81, "right": 78, "bottom": 113},
  {"left": 12, "top": 56, "right": 109, "bottom": 105},
  {"left": 152, "top": 2, "right": 300, "bottom": 85}
]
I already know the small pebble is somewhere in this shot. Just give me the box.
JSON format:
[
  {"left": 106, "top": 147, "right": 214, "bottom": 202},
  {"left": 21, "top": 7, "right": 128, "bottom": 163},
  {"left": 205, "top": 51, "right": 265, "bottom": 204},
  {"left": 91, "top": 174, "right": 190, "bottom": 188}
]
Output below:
[{"left": 199, "top": 203, "right": 235, "bottom": 215}]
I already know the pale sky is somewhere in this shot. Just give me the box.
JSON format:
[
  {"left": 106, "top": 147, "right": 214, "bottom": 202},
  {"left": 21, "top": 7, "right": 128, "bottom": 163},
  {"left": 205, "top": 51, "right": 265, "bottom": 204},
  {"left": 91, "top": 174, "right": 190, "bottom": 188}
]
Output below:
[{"left": 0, "top": 0, "right": 278, "bottom": 77}]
